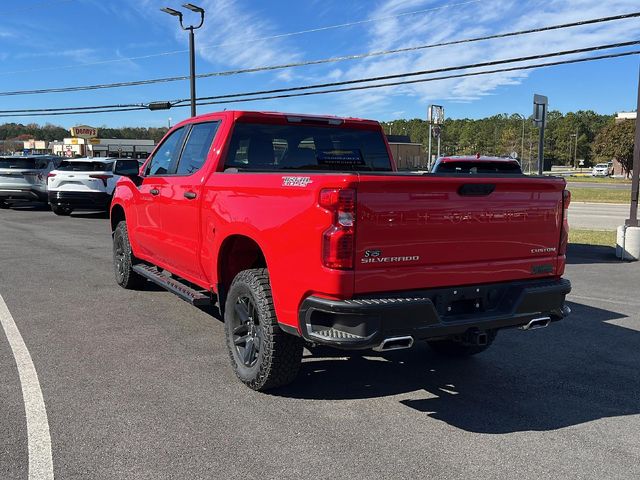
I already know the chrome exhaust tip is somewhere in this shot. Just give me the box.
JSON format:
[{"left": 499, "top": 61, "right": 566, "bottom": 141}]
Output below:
[
  {"left": 373, "top": 336, "right": 414, "bottom": 352},
  {"left": 520, "top": 316, "right": 551, "bottom": 331}
]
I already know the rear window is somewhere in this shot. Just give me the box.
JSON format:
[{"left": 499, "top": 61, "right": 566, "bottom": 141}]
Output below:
[
  {"left": 57, "top": 161, "right": 113, "bottom": 172},
  {"left": 0, "top": 157, "right": 49, "bottom": 169},
  {"left": 224, "top": 122, "right": 392, "bottom": 171},
  {"left": 436, "top": 161, "right": 522, "bottom": 174}
]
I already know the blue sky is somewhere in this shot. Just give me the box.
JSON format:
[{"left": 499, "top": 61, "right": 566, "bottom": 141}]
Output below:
[{"left": 0, "top": 0, "right": 638, "bottom": 129}]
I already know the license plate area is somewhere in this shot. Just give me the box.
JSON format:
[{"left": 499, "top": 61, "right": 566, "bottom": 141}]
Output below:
[{"left": 433, "top": 285, "right": 507, "bottom": 319}]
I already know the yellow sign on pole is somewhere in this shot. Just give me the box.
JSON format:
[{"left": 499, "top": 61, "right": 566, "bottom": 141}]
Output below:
[{"left": 70, "top": 125, "right": 98, "bottom": 139}]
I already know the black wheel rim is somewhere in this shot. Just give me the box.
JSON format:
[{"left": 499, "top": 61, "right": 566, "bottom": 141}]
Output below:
[
  {"left": 231, "top": 294, "right": 262, "bottom": 367},
  {"left": 114, "top": 234, "right": 126, "bottom": 281}
]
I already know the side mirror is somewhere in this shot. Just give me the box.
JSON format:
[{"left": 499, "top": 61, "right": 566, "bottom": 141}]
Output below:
[
  {"left": 114, "top": 159, "right": 141, "bottom": 176},
  {"left": 113, "top": 159, "right": 143, "bottom": 186}
]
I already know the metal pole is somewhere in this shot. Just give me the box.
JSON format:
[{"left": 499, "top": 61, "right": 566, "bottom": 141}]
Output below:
[
  {"left": 537, "top": 104, "right": 546, "bottom": 175},
  {"left": 521, "top": 116, "right": 525, "bottom": 162},
  {"left": 574, "top": 129, "right": 578, "bottom": 169},
  {"left": 189, "top": 27, "right": 196, "bottom": 117},
  {"left": 428, "top": 124, "right": 432, "bottom": 168},
  {"left": 437, "top": 134, "right": 441, "bottom": 158},
  {"left": 626, "top": 67, "right": 640, "bottom": 227}
]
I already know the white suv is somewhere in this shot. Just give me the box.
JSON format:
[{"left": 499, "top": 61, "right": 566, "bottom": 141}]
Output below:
[{"left": 47, "top": 157, "right": 136, "bottom": 215}]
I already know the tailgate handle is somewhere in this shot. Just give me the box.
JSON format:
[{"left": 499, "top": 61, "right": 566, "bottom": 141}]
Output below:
[{"left": 458, "top": 184, "right": 495, "bottom": 196}]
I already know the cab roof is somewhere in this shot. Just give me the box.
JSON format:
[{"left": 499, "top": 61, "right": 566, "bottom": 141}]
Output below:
[{"left": 175, "top": 110, "right": 381, "bottom": 129}]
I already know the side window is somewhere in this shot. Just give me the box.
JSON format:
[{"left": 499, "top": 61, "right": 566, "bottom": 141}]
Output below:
[
  {"left": 175, "top": 121, "right": 220, "bottom": 175},
  {"left": 145, "top": 127, "right": 187, "bottom": 176}
]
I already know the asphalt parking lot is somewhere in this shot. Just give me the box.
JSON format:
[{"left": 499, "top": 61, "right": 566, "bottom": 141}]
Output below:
[{"left": 1, "top": 207, "right": 640, "bottom": 480}]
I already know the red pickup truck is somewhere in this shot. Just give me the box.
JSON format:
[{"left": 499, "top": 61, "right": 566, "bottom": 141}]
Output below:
[{"left": 110, "top": 110, "right": 571, "bottom": 391}]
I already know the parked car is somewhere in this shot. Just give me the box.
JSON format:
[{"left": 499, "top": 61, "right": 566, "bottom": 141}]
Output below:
[
  {"left": 47, "top": 157, "right": 137, "bottom": 215},
  {"left": 431, "top": 155, "right": 523, "bottom": 174},
  {"left": 110, "top": 111, "right": 571, "bottom": 391},
  {"left": 592, "top": 163, "right": 610, "bottom": 177},
  {"left": 0, "top": 155, "right": 63, "bottom": 209}
]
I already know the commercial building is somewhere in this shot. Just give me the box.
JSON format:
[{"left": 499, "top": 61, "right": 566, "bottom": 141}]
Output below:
[
  {"left": 615, "top": 111, "right": 637, "bottom": 122},
  {"left": 386, "top": 135, "right": 427, "bottom": 170},
  {"left": 50, "top": 138, "right": 155, "bottom": 159}
]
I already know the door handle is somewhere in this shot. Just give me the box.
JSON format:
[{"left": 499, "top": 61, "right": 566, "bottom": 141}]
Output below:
[
  {"left": 150, "top": 188, "right": 160, "bottom": 196},
  {"left": 184, "top": 191, "right": 197, "bottom": 200}
]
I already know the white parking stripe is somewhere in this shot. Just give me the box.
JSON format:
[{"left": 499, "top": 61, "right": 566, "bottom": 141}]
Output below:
[{"left": 0, "top": 295, "right": 54, "bottom": 480}]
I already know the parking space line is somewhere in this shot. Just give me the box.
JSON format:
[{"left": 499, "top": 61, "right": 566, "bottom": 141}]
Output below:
[{"left": 0, "top": 295, "right": 54, "bottom": 480}]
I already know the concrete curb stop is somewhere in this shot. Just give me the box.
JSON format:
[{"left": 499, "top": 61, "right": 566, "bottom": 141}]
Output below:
[{"left": 616, "top": 226, "right": 640, "bottom": 261}]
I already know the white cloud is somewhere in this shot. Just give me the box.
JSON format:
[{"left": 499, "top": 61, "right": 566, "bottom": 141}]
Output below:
[
  {"left": 310, "top": 0, "right": 639, "bottom": 116},
  {"left": 191, "top": 0, "right": 299, "bottom": 69}
]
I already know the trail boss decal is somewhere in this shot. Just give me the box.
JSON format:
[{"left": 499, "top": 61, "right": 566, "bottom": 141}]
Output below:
[
  {"left": 282, "top": 176, "right": 313, "bottom": 187},
  {"left": 361, "top": 250, "right": 420, "bottom": 264}
]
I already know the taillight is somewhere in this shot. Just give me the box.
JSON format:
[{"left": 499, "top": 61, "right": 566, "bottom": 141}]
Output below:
[
  {"left": 319, "top": 188, "right": 355, "bottom": 269},
  {"left": 559, "top": 190, "right": 571, "bottom": 255},
  {"left": 89, "top": 174, "right": 113, "bottom": 187},
  {"left": 47, "top": 173, "right": 56, "bottom": 179}
]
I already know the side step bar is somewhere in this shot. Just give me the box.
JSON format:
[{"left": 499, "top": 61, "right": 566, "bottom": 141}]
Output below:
[{"left": 132, "top": 264, "right": 213, "bottom": 306}]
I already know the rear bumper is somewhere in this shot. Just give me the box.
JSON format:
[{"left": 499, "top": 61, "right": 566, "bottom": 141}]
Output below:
[
  {"left": 0, "top": 187, "right": 47, "bottom": 202},
  {"left": 48, "top": 191, "right": 112, "bottom": 210},
  {"left": 297, "top": 278, "right": 571, "bottom": 350}
]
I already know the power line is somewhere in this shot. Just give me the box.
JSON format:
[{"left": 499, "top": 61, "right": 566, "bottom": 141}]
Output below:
[
  {"left": 174, "top": 40, "right": 640, "bottom": 104},
  {"left": 0, "top": 0, "right": 482, "bottom": 77},
  {"left": 3, "top": 50, "right": 637, "bottom": 117},
  {"left": 2, "top": 11, "right": 639, "bottom": 97},
  {"left": 194, "top": 50, "right": 640, "bottom": 107},
  {"left": 1, "top": 44, "right": 637, "bottom": 117}
]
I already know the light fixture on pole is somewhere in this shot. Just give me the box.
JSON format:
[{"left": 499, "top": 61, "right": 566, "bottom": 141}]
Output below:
[{"left": 161, "top": 3, "right": 205, "bottom": 118}]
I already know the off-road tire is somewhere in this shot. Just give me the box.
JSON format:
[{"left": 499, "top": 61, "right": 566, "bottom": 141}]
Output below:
[
  {"left": 427, "top": 330, "right": 497, "bottom": 357},
  {"left": 224, "top": 268, "right": 303, "bottom": 391},
  {"left": 112, "top": 221, "right": 145, "bottom": 289},
  {"left": 52, "top": 205, "right": 72, "bottom": 216}
]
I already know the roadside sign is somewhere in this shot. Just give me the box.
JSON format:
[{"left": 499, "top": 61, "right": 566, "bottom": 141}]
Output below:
[
  {"left": 70, "top": 125, "right": 98, "bottom": 139},
  {"left": 533, "top": 94, "right": 548, "bottom": 127}
]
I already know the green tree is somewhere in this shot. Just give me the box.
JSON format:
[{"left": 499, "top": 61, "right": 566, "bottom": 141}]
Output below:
[{"left": 592, "top": 120, "right": 635, "bottom": 177}]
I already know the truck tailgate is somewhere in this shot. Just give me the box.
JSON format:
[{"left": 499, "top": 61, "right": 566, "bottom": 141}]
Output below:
[{"left": 354, "top": 175, "right": 565, "bottom": 293}]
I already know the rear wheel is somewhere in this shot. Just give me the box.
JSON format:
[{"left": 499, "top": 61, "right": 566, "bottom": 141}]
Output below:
[
  {"left": 112, "top": 221, "right": 145, "bottom": 289},
  {"left": 427, "top": 330, "right": 497, "bottom": 357},
  {"left": 51, "top": 205, "right": 72, "bottom": 216},
  {"left": 224, "top": 268, "right": 303, "bottom": 391},
  {"left": 0, "top": 200, "right": 10, "bottom": 209}
]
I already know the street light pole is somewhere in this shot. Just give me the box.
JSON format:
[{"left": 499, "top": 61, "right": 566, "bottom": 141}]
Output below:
[{"left": 161, "top": 4, "right": 205, "bottom": 118}]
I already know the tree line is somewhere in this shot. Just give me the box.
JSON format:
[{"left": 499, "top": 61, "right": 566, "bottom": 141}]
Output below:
[{"left": 381, "top": 110, "right": 635, "bottom": 174}]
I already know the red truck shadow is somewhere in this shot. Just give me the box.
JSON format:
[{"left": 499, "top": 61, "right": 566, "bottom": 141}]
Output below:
[
  {"left": 566, "top": 244, "right": 619, "bottom": 265},
  {"left": 274, "top": 301, "right": 639, "bottom": 434}
]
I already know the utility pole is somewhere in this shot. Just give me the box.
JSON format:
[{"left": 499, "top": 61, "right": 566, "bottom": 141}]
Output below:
[
  {"left": 533, "top": 94, "right": 548, "bottom": 175},
  {"left": 573, "top": 128, "right": 578, "bottom": 169},
  {"left": 626, "top": 67, "right": 640, "bottom": 228}
]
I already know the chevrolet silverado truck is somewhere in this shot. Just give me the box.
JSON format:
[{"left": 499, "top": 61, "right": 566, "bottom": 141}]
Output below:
[{"left": 110, "top": 111, "right": 571, "bottom": 391}]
